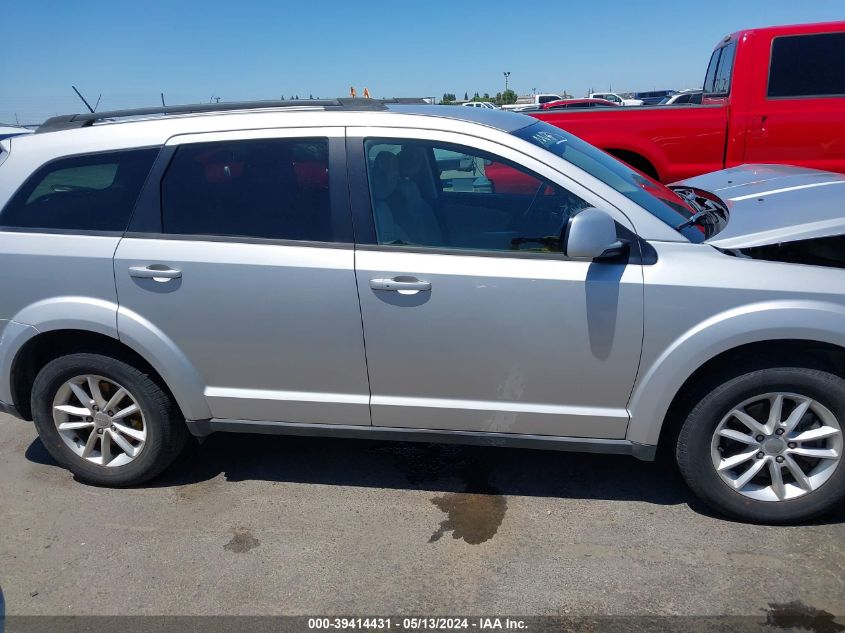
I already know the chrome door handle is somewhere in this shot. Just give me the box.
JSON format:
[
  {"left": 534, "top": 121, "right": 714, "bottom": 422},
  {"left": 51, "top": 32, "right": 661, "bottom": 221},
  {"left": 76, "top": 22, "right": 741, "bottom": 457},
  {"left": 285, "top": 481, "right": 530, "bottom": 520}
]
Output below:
[
  {"left": 369, "top": 277, "right": 431, "bottom": 292},
  {"left": 128, "top": 265, "right": 182, "bottom": 280}
]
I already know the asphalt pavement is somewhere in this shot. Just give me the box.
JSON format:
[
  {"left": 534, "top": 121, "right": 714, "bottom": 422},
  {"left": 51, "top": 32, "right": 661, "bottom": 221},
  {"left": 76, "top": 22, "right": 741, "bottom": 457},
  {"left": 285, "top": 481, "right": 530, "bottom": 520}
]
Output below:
[{"left": 1, "top": 413, "right": 843, "bottom": 619}]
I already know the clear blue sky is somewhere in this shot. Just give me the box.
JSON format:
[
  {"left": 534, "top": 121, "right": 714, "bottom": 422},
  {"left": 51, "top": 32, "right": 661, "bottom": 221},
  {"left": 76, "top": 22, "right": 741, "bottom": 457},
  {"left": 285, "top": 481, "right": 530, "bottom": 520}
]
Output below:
[{"left": 2, "top": 0, "right": 843, "bottom": 124}]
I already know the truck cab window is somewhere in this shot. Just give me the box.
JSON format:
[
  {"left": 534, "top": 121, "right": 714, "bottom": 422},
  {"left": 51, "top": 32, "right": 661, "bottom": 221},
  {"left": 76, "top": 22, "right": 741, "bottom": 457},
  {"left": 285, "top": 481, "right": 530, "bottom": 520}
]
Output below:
[
  {"left": 712, "top": 42, "right": 736, "bottom": 95},
  {"left": 768, "top": 32, "right": 845, "bottom": 98}
]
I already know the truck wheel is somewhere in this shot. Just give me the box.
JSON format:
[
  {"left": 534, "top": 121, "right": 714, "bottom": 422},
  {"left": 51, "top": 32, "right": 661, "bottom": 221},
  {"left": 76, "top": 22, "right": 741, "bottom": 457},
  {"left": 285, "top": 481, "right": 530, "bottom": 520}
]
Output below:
[
  {"left": 31, "top": 353, "right": 187, "bottom": 486},
  {"left": 676, "top": 366, "right": 845, "bottom": 523}
]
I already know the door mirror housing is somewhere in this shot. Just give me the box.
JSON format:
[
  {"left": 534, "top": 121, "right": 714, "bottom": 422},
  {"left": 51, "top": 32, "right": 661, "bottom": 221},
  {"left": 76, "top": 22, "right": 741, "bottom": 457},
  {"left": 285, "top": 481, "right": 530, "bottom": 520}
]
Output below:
[{"left": 564, "top": 208, "right": 628, "bottom": 261}]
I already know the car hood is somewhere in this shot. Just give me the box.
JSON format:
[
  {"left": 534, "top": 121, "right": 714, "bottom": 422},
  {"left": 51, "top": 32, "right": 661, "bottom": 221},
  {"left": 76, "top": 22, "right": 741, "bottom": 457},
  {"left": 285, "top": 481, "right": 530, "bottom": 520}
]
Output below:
[{"left": 671, "top": 165, "right": 845, "bottom": 249}]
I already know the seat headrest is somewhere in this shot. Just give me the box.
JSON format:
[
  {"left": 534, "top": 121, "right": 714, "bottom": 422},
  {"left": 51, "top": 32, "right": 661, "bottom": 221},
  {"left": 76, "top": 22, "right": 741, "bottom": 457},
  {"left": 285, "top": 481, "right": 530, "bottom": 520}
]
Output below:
[
  {"left": 398, "top": 145, "right": 427, "bottom": 177},
  {"left": 371, "top": 151, "right": 400, "bottom": 200}
]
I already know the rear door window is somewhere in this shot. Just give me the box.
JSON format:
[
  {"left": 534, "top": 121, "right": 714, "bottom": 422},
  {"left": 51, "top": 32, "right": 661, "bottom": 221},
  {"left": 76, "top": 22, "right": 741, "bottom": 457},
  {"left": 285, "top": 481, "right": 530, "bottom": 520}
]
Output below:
[
  {"left": 0, "top": 148, "right": 159, "bottom": 232},
  {"left": 160, "top": 137, "right": 335, "bottom": 241},
  {"left": 768, "top": 32, "right": 845, "bottom": 98}
]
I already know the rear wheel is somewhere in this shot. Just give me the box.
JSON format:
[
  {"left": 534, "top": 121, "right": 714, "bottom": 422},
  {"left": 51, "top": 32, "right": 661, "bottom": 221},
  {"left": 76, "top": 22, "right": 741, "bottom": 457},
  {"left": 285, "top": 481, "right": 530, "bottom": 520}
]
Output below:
[
  {"left": 32, "top": 353, "right": 187, "bottom": 486},
  {"left": 676, "top": 367, "right": 845, "bottom": 523}
]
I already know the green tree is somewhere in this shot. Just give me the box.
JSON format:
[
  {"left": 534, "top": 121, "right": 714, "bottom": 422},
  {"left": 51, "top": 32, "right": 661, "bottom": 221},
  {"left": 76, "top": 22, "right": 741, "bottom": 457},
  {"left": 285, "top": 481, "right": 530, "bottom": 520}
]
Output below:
[
  {"left": 440, "top": 93, "right": 457, "bottom": 104},
  {"left": 500, "top": 89, "right": 518, "bottom": 105},
  {"left": 464, "top": 92, "right": 469, "bottom": 101}
]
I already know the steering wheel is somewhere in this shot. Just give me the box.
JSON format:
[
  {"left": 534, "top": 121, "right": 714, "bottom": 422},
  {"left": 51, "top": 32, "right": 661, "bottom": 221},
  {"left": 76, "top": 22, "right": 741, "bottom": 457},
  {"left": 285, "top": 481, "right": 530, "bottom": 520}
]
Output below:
[{"left": 514, "top": 184, "right": 575, "bottom": 252}]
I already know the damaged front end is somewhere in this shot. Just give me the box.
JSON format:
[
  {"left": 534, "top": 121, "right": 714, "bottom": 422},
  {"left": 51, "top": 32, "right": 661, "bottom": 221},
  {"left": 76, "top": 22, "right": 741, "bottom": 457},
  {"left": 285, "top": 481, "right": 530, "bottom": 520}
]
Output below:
[
  {"left": 671, "top": 164, "right": 845, "bottom": 270},
  {"left": 727, "top": 235, "right": 845, "bottom": 270}
]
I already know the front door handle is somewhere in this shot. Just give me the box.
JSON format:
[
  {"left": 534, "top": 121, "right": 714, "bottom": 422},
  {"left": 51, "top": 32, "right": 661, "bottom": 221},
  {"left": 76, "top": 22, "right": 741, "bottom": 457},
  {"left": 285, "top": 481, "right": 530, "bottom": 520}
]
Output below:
[
  {"left": 370, "top": 277, "right": 431, "bottom": 292},
  {"left": 128, "top": 265, "right": 182, "bottom": 280}
]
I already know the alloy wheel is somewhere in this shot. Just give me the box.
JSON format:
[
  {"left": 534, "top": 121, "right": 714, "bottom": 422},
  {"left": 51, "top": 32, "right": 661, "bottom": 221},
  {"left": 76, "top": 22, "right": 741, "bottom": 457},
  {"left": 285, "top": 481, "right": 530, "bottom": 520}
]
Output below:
[
  {"left": 710, "top": 392, "right": 842, "bottom": 501},
  {"left": 52, "top": 374, "right": 147, "bottom": 467}
]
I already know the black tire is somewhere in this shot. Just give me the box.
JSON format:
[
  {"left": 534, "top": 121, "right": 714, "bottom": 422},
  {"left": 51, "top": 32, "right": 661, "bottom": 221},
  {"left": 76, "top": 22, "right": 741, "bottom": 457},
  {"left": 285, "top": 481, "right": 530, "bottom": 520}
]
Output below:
[
  {"left": 31, "top": 352, "right": 187, "bottom": 486},
  {"left": 676, "top": 366, "right": 845, "bottom": 524}
]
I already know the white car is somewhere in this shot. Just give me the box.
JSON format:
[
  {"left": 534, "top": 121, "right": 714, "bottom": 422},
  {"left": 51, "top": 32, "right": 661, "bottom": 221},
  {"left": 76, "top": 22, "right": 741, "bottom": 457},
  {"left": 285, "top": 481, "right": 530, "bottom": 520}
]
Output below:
[
  {"left": 462, "top": 102, "right": 497, "bottom": 109},
  {"left": 501, "top": 94, "right": 564, "bottom": 111},
  {"left": 589, "top": 92, "right": 644, "bottom": 107},
  {"left": 661, "top": 91, "right": 703, "bottom": 105}
]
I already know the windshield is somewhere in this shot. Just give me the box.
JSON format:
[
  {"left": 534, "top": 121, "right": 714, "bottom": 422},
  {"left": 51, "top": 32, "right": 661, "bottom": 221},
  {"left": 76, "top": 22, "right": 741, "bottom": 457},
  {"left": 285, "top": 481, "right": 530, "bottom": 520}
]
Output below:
[{"left": 513, "top": 120, "right": 707, "bottom": 242}]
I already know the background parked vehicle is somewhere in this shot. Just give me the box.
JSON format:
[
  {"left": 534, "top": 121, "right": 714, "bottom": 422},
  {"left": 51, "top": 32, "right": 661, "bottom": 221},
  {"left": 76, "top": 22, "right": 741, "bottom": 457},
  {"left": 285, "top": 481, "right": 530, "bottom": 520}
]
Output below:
[
  {"left": 462, "top": 101, "right": 497, "bottom": 109},
  {"left": 540, "top": 98, "right": 619, "bottom": 110},
  {"left": 659, "top": 90, "right": 703, "bottom": 105},
  {"left": 633, "top": 90, "right": 677, "bottom": 105},
  {"left": 501, "top": 93, "right": 564, "bottom": 110},
  {"left": 533, "top": 20, "right": 845, "bottom": 182},
  {"left": 588, "top": 92, "right": 644, "bottom": 106}
]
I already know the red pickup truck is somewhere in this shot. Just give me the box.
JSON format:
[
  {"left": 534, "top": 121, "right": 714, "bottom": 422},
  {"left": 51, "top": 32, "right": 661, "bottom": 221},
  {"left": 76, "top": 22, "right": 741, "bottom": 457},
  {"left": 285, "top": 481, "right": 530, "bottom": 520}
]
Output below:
[{"left": 529, "top": 20, "right": 845, "bottom": 182}]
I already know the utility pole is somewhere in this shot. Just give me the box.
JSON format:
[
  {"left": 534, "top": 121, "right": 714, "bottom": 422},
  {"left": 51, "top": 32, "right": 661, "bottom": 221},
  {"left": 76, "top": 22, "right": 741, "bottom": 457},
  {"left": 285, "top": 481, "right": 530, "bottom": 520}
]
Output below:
[
  {"left": 503, "top": 71, "right": 511, "bottom": 93},
  {"left": 161, "top": 93, "right": 166, "bottom": 107}
]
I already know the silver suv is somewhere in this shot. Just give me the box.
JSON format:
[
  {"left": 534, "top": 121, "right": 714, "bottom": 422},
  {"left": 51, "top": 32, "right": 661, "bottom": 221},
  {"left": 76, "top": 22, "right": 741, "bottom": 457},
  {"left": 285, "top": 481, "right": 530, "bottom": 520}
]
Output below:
[{"left": 1, "top": 99, "right": 844, "bottom": 523}]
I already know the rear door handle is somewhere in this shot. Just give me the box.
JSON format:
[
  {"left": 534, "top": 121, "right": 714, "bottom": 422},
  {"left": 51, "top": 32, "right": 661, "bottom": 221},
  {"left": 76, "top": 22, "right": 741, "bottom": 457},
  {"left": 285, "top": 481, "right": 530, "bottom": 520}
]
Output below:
[
  {"left": 369, "top": 277, "right": 431, "bottom": 292},
  {"left": 128, "top": 265, "right": 182, "bottom": 280}
]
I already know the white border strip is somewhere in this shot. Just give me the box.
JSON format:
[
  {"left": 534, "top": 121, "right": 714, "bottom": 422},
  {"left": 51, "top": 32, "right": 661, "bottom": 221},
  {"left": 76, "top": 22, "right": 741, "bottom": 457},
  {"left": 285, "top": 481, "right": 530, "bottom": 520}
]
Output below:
[{"left": 729, "top": 180, "right": 845, "bottom": 201}]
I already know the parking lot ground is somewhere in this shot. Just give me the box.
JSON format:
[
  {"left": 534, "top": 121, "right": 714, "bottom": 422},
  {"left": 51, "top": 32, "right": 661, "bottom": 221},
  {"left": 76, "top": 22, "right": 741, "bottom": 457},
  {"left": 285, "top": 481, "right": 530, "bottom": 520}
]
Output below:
[{"left": 1, "top": 413, "right": 844, "bottom": 618}]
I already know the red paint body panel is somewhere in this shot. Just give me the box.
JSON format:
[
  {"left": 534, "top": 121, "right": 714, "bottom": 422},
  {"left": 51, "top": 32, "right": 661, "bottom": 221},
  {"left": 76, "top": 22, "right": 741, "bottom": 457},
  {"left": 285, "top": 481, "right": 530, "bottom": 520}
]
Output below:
[{"left": 529, "top": 21, "right": 845, "bottom": 182}]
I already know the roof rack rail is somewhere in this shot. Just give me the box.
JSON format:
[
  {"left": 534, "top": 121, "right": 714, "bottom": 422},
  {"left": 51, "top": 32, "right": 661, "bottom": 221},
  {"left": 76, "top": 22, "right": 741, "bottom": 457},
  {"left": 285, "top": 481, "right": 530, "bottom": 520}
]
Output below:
[{"left": 35, "top": 98, "right": 430, "bottom": 134}]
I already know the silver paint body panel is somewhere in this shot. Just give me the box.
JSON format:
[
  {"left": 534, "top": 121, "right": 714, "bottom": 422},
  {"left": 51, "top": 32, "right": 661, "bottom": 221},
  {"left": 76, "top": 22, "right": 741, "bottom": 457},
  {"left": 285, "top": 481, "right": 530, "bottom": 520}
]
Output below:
[
  {"left": 676, "top": 164, "right": 845, "bottom": 249},
  {"left": 1, "top": 106, "right": 844, "bottom": 457}
]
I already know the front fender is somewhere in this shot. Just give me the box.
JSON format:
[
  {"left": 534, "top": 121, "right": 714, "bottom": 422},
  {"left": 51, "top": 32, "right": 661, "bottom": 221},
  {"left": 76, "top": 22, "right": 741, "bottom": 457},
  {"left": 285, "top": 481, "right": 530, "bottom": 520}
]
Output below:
[{"left": 626, "top": 301, "right": 845, "bottom": 446}]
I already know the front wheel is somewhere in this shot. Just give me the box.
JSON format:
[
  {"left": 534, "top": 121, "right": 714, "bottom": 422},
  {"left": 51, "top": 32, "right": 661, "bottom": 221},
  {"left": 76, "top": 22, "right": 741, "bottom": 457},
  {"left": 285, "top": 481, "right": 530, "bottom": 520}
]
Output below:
[
  {"left": 31, "top": 352, "right": 187, "bottom": 486},
  {"left": 676, "top": 367, "right": 845, "bottom": 523}
]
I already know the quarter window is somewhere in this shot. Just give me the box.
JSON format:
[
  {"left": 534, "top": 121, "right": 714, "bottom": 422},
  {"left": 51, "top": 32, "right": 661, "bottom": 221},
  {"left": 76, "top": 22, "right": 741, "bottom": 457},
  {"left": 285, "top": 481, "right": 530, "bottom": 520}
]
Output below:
[
  {"left": 768, "top": 32, "right": 845, "bottom": 98},
  {"left": 364, "top": 139, "right": 590, "bottom": 254},
  {"left": 0, "top": 148, "right": 159, "bottom": 232},
  {"left": 161, "top": 138, "right": 334, "bottom": 241}
]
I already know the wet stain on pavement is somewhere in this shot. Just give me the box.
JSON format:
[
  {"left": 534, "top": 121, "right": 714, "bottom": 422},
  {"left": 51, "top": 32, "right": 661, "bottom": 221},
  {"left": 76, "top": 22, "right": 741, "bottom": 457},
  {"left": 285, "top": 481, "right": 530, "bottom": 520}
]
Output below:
[
  {"left": 397, "top": 445, "right": 508, "bottom": 545},
  {"left": 766, "top": 601, "right": 844, "bottom": 633},
  {"left": 429, "top": 490, "right": 507, "bottom": 544},
  {"left": 224, "top": 527, "right": 259, "bottom": 553}
]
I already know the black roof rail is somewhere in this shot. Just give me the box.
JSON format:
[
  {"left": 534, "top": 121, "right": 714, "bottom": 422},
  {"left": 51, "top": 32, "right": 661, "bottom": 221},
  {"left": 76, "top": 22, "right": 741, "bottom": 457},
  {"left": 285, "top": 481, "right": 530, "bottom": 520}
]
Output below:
[{"left": 36, "top": 97, "right": 430, "bottom": 134}]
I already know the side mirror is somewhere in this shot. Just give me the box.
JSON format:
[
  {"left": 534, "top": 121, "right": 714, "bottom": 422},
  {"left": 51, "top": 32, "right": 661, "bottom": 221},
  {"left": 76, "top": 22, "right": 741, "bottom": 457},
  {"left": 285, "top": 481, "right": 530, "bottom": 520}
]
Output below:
[{"left": 564, "top": 208, "right": 629, "bottom": 261}]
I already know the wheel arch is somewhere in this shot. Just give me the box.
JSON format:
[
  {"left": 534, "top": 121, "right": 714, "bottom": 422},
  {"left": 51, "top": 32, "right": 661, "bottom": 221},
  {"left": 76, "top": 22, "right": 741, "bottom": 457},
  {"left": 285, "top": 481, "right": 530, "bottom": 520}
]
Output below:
[
  {"left": 9, "top": 328, "right": 209, "bottom": 422},
  {"left": 627, "top": 302, "right": 845, "bottom": 448},
  {"left": 604, "top": 147, "right": 661, "bottom": 181},
  {"left": 656, "top": 340, "right": 845, "bottom": 456}
]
